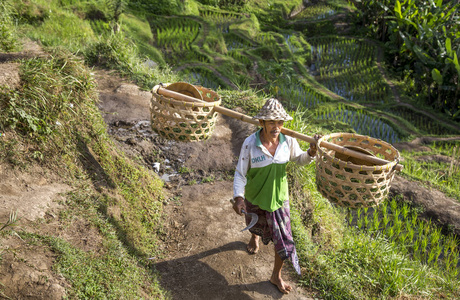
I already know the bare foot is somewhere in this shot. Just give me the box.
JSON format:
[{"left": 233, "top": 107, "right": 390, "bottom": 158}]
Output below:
[
  {"left": 247, "top": 234, "right": 259, "bottom": 254},
  {"left": 269, "top": 276, "right": 292, "bottom": 294}
]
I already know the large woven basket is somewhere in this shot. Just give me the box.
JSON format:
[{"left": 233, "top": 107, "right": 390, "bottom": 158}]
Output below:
[
  {"left": 150, "top": 83, "right": 221, "bottom": 142},
  {"left": 316, "top": 133, "right": 400, "bottom": 208}
]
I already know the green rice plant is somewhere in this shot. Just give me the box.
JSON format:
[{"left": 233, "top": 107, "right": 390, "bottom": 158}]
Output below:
[
  {"left": 388, "top": 106, "right": 459, "bottom": 135},
  {"left": 428, "top": 242, "right": 442, "bottom": 266},
  {"left": 297, "top": 224, "right": 458, "bottom": 299},
  {"left": 308, "top": 36, "right": 392, "bottom": 105},
  {"left": 411, "top": 211, "right": 418, "bottom": 227},
  {"left": 314, "top": 105, "right": 400, "bottom": 143},
  {"left": 389, "top": 197, "right": 397, "bottom": 212},
  {"left": 362, "top": 207, "right": 369, "bottom": 230},
  {"left": 390, "top": 199, "right": 402, "bottom": 240},
  {"left": 413, "top": 238, "right": 421, "bottom": 261},
  {"left": 405, "top": 219, "right": 414, "bottom": 246},
  {"left": 444, "top": 236, "right": 460, "bottom": 279},
  {"left": 254, "top": 31, "right": 279, "bottom": 47},
  {"left": 293, "top": 3, "right": 336, "bottom": 20},
  {"left": 386, "top": 223, "right": 394, "bottom": 241},
  {"left": 309, "top": 37, "right": 375, "bottom": 72},
  {"left": 227, "top": 50, "right": 251, "bottom": 68},
  {"left": 401, "top": 202, "right": 409, "bottom": 219},
  {"left": 281, "top": 33, "right": 312, "bottom": 65},
  {"left": 393, "top": 213, "right": 401, "bottom": 240},
  {"left": 350, "top": 196, "right": 460, "bottom": 280},
  {"left": 413, "top": 232, "right": 422, "bottom": 262},
  {"left": 371, "top": 207, "right": 380, "bottom": 232},
  {"left": 283, "top": 34, "right": 300, "bottom": 54},
  {"left": 398, "top": 222, "right": 410, "bottom": 253},
  {"left": 430, "top": 227, "right": 442, "bottom": 250},
  {"left": 414, "top": 220, "right": 426, "bottom": 261},
  {"left": 449, "top": 145, "right": 459, "bottom": 177},
  {"left": 185, "top": 45, "right": 213, "bottom": 63},
  {"left": 320, "top": 66, "right": 391, "bottom": 103},
  {"left": 224, "top": 32, "right": 253, "bottom": 50},
  {"left": 421, "top": 235, "right": 429, "bottom": 263},
  {"left": 381, "top": 205, "right": 390, "bottom": 230},
  {"left": 199, "top": 9, "right": 242, "bottom": 33},
  {"left": 448, "top": 254, "right": 459, "bottom": 278},
  {"left": 151, "top": 16, "right": 200, "bottom": 53},
  {"left": 290, "top": 117, "right": 459, "bottom": 299},
  {"left": 273, "top": 79, "right": 328, "bottom": 109},
  {"left": 356, "top": 207, "right": 363, "bottom": 229},
  {"left": 416, "top": 220, "right": 425, "bottom": 241},
  {"left": 180, "top": 67, "right": 226, "bottom": 90}
]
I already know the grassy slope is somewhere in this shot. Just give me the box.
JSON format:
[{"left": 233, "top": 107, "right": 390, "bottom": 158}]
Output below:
[
  {"left": 1, "top": 49, "right": 170, "bottom": 298},
  {"left": 1, "top": 0, "right": 459, "bottom": 299}
]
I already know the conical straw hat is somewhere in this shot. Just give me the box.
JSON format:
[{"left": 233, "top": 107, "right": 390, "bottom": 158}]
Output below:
[{"left": 253, "top": 98, "right": 293, "bottom": 121}]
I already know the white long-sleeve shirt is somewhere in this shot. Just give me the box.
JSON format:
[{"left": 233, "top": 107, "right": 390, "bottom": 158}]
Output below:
[{"left": 233, "top": 129, "right": 315, "bottom": 212}]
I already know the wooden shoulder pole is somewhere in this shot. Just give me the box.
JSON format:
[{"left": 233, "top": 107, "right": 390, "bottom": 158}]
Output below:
[{"left": 155, "top": 86, "right": 403, "bottom": 171}]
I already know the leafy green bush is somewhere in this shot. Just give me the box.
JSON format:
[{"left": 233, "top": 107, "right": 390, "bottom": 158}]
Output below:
[{"left": 350, "top": 0, "right": 460, "bottom": 119}]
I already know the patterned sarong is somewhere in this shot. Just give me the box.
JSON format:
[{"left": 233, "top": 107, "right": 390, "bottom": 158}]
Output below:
[{"left": 244, "top": 199, "right": 301, "bottom": 275}]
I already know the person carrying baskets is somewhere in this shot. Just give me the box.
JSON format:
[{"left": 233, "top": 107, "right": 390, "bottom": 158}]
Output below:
[{"left": 232, "top": 98, "right": 320, "bottom": 294}]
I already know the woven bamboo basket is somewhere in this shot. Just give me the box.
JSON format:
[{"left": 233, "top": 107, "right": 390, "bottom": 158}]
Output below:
[
  {"left": 316, "top": 132, "right": 400, "bottom": 208},
  {"left": 150, "top": 82, "right": 221, "bottom": 142}
]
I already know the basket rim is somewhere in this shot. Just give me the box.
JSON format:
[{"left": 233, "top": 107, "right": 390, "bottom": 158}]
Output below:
[
  {"left": 317, "top": 132, "right": 400, "bottom": 171},
  {"left": 152, "top": 83, "right": 221, "bottom": 107},
  {"left": 152, "top": 94, "right": 221, "bottom": 108},
  {"left": 166, "top": 82, "right": 203, "bottom": 101}
]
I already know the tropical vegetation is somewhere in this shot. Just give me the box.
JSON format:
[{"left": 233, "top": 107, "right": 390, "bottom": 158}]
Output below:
[
  {"left": 349, "top": 0, "right": 460, "bottom": 120},
  {"left": 0, "top": 0, "right": 459, "bottom": 299}
]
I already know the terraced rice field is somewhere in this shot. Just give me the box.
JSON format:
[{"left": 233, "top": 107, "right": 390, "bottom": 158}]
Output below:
[{"left": 309, "top": 37, "right": 390, "bottom": 104}]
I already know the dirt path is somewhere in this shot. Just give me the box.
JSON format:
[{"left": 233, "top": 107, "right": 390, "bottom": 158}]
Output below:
[{"left": 156, "top": 181, "right": 313, "bottom": 300}]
